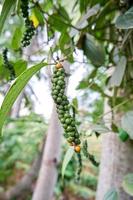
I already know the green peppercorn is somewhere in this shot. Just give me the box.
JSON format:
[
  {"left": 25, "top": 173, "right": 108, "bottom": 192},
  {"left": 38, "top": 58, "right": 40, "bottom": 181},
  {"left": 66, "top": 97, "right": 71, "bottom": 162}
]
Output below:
[
  {"left": 75, "top": 133, "right": 79, "bottom": 138},
  {"left": 53, "top": 90, "right": 58, "bottom": 95},
  {"left": 75, "top": 139, "right": 81, "bottom": 145},
  {"left": 58, "top": 105, "right": 64, "bottom": 110},
  {"left": 67, "top": 126, "right": 74, "bottom": 132},
  {"left": 63, "top": 124, "right": 67, "bottom": 129},
  {"left": 57, "top": 97, "right": 62, "bottom": 103},
  {"left": 56, "top": 85, "right": 61, "bottom": 90},
  {"left": 65, "top": 118, "right": 72, "bottom": 124},
  {"left": 64, "top": 133, "right": 69, "bottom": 138},
  {"left": 53, "top": 78, "right": 58, "bottom": 83},
  {"left": 67, "top": 137, "right": 75, "bottom": 143},
  {"left": 58, "top": 80, "right": 65, "bottom": 86},
  {"left": 69, "top": 132, "right": 75, "bottom": 137}
]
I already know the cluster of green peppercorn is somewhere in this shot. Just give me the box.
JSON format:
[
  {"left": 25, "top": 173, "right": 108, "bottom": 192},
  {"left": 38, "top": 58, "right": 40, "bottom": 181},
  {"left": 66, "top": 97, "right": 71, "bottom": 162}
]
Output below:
[
  {"left": 20, "top": 0, "right": 35, "bottom": 47},
  {"left": 2, "top": 48, "right": 15, "bottom": 80},
  {"left": 51, "top": 63, "right": 81, "bottom": 153}
]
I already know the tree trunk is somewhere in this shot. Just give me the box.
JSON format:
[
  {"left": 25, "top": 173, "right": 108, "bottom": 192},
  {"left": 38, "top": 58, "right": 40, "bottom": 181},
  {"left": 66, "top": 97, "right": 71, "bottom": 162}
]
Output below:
[
  {"left": 96, "top": 133, "right": 133, "bottom": 200},
  {"left": 96, "top": 100, "right": 133, "bottom": 200},
  {"left": 32, "top": 106, "right": 62, "bottom": 200}
]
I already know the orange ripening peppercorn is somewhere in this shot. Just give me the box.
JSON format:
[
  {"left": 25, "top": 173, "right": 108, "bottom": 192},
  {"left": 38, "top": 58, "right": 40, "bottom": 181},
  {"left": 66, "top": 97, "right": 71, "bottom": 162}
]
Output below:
[
  {"left": 74, "top": 145, "right": 81, "bottom": 153},
  {"left": 56, "top": 62, "right": 63, "bottom": 69}
]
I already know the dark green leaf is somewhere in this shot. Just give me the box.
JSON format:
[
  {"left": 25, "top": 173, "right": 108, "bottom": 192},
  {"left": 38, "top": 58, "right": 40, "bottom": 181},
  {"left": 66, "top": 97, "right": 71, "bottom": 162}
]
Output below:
[
  {"left": 0, "top": 62, "right": 47, "bottom": 136},
  {"left": 122, "top": 174, "right": 133, "bottom": 196},
  {"left": 79, "top": 0, "right": 89, "bottom": 13},
  {"left": 57, "top": 5, "right": 71, "bottom": 23},
  {"left": 116, "top": 7, "right": 133, "bottom": 29},
  {"left": 82, "top": 35, "right": 105, "bottom": 66},
  {"left": 103, "top": 188, "right": 119, "bottom": 200},
  {"left": 0, "top": 0, "right": 17, "bottom": 35}
]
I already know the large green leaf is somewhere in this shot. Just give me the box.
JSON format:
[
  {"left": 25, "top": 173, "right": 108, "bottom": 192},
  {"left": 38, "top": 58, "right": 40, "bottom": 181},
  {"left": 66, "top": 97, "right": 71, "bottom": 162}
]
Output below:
[
  {"left": 109, "top": 56, "right": 127, "bottom": 87},
  {"left": 61, "top": 147, "right": 74, "bottom": 179},
  {"left": 116, "top": 7, "right": 133, "bottom": 29},
  {"left": 82, "top": 34, "right": 105, "bottom": 66},
  {"left": 0, "top": 0, "right": 17, "bottom": 35},
  {"left": 0, "top": 62, "right": 47, "bottom": 136},
  {"left": 103, "top": 188, "right": 119, "bottom": 200},
  {"left": 121, "top": 111, "right": 133, "bottom": 139},
  {"left": 122, "top": 174, "right": 133, "bottom": 196}
]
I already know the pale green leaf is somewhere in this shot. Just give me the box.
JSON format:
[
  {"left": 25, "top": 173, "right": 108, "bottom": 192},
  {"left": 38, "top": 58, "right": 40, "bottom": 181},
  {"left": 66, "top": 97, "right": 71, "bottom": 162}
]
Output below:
[
  {"left": 103, "top": 188, "right": 119, "bottom": 200},
  {"left": 61, "top": 147, "right": 74, "bottom": 179},
  {"left": 0, "top": 0, "right": 17, "bottom": 35},
  {"left": 122, "top": 174, "right": 133, "bottom": 196},
  {"left": 92, "top": 124, "right": 110, "bottom": 134},
  {"left": 0, "top": 62, "right": 47, "bottom": 136},
  {"left": 116, "top": 7, "right": 133, "bottom": 29},
  {"left": 121, "top": 111, "right": 133, "bottom": 139},
  {"left": 109, "top": 56, "right": 127, "bottom": 87}
]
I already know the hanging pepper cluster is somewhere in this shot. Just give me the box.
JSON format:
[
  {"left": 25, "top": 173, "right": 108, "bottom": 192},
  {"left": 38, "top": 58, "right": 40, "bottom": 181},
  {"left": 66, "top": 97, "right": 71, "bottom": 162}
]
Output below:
[
  {"left": 2, "top": 48, "right": 15, "bottom": 80},
  {"left": 51, "top": 63, "right": 81, "bottom": 153},
  {"left": 20, "top": 0, "right": 35, "bottom": 47}
]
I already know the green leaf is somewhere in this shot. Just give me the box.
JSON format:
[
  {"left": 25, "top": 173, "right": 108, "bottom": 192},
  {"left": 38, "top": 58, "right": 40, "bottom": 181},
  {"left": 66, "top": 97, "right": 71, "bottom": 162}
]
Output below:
[
  {"left": 79, "top": 0, "right": 89, "bottom": 13},
  {"left": 121, "top": 111, "right": 133, "bottom": 139},
  {"left": 77, "top": 80, "right": 89, "bottom": 89},
  {"left": 72, "top": 98, "right": 78, "bottom": 110},
  {"left": 11, "top": 27, "right": 23, "bottom": 50},
  {"left": 0, "top": 0, "right": 17, "bottom": 35},
  {"left": 0, "top": 62, "right": 47, "bottom": 136},
  {"left": 61, "top": 147, "right": 74, "bottom": 179},
  {"left": 116, "top": 7, "right": 133, "bottom": 29},
  {"left": 57, "top": 5, "right": 71, "bottom": 23},
  {"left": 109, "top": 56, "right": 127, "bottom": 87},
  {"left": 48, "top": 13, "right": 68, "bottom": 32},
  {"left": 33, "top": 7, "right": 44, "bottom": 25},
  {"left": 82, "top": 34, "right": 105, "bottom": 66},
  {"left": 59, "top": 32, "right": 71, "bottom": 50},
  {"left": 103, "top": 188, "right": 119, "bottom": 200},
  {"left": 14, "top": 59, "right": 27, "bottom": 77},
  {"left": 122, "top": 174, "right": 133, "bottom": 196}
]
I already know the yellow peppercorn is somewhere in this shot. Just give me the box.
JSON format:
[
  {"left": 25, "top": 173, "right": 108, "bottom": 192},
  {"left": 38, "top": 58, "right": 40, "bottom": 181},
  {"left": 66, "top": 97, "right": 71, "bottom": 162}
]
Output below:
[
  {"left": 56, "top": 62, "right": 63, "bottom": 69},
  {"left": 74, "top": 145, "right": 81, "bottom": 153}
]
